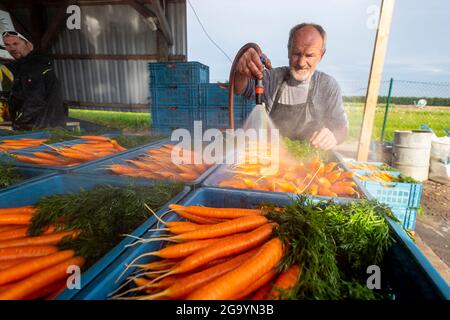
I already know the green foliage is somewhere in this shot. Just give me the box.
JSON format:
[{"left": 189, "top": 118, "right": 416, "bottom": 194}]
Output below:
[
  {"left": 29, "top": 183, "right": 184, "bottom": 268},
  {"left": 266, "top": 197, "right": 395, "bottom": 300},
  {"left": 0, "top": 162, "right": 20, "bottom": 188},
  {"left": 283, "top": 137, "right": 330, "bottom": 162}
]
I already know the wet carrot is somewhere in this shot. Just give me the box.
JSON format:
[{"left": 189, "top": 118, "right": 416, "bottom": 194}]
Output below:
[
  {"left": 186, "top": 237, "right": 283, "bottom": 300},
  {"left": 0, "top": 256, "right": 85, "bottom": 300},
  {"left": 0, "top": 230, "right": 79, "bottom": 249},
  {"left": 268, "top": 264, "right": 301, "bottom": 299},
  {"left": 0, "top": 246, "right": 59, "bottom": 261}
]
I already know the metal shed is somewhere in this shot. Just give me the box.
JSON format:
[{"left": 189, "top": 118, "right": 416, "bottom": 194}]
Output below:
[{"left": 0, "top": 0, "right": 187, "bottom": 112}]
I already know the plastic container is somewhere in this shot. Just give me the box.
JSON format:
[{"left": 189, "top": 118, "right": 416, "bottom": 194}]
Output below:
[
  {"left": 0, "top": 173, "right": 190, "bottom": 300},
  {"left": 198, "top": 83, "right": 254, "bottom": 107},
  {"left": 354, "top": 170, "right": 422, "bottom": 208},
  {"left": 150, "top": 84, "right": 200, "bottom": 107},
  {"left": 149, "top": 61, "right": 209, "bottom": 84},
  {"left": 202, "top": 163, "right": 363, "bottom": 202},
  {"left": 68, "top": 187, "right": 450, "bottom": 300},
  {"left": 390, "top": 206, "right": 418, "bottom": 230},
  {"left": 0, "top": 167, "right": 56, "bottom": 192},
  {"left": 151, "top": 105, "right": 200, "bottom": 127},
  {"left": 74, "top": 138, "right": 218, "bottom": 186},
  {"left": 1, "top": 133, "right": 124, "bottom": 171}
]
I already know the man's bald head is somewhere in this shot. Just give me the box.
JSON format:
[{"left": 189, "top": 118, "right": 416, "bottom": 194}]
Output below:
[
  {"left": 287, "top": 23, "right": 327, "bottom": 56},
  {"left": 287, "top": 23, "right": 326, "bottom": 81}
]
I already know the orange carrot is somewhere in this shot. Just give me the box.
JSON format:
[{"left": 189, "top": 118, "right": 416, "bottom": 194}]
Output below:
[
  {"left": 318, "top": 188, "right": 338, "bottom": 197},
  {"left": 268, "top": 264, "right": 301, "bottom": 299},
  {"left": 0, "top": 258, "right": 33, "bottom": 270},
  {"left": 0, "top": 246, "right": 59, "bottom": 261},
  {"left": 324, "top": 162, "right": 338, "bottom": 173},
  {"left": 156, "top": 215, "right": 268, "bottom": 242},
  {"left": 0, "top": 206, "right": 36, "bottom": 215},
  {"left": 129, "top": 249, "right": 259, "bottom": 299},
  {"left": 169, "top": 204, "right": 262, "bottom": 219},
  {"left": 251, "top": 283, "right": 272, "bottom": 300},
  {"left": 186, "top": 237, "right": 284, "bottom": 300},
  {"left": 0, "top": 227, "right": 28, "bottom": 241},
  {"left": 173, "top": 211, "right": 226, "bottom": 225},
  {"left": 164, "top": 221, "right": 207, "bottom": 234},
  {"left": 155, "top": 224, "right": 274, "bottom": 283},
  {"left": 0, "top": 256, "right": 85, "bottom": 300},
  {"left": 0, "top": 214, "right": 33, "bottom": 225},
  {"left": 235, "top": 268, "right": 278, "bottom": 300},
  {"left": 0, "top": 250, "right": 75, "bottom": 286},
  {"left": 0, "top": 230, "right": 79, "bottom": 249},
  {"left": 134, "top": 238, "right": 222, "bottom": 260}
]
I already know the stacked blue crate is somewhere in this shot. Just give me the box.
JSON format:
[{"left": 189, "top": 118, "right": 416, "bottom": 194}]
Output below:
[
  {"left": 199, "top": 83, "right": 256, "bottom": 130},
  {"left": 149, "top": 62, "right": 209, "bottom": 135}
]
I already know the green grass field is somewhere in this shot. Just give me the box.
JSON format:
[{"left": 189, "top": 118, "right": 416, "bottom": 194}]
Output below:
[
  {"left": 346, "top": 103, "right": 450, "bottom": 141},
  {"left": 69, "top": 104, "right": 450, "bottom": 142},
  {"left": 69, "top": 109, "right": 150, "bottom": 131}
]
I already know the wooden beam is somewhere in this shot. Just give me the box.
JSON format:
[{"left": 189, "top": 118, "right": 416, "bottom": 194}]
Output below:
[
  {"left": 49, "top": 53, "right": 185, "bottom": 60},
  {"left": 40, "top": 1, "right": 71, "bottom": 52},
  {"left": 148, "top": 0, "right": 173, "bottom": 45},
  {"left": 357, "top": 0, "right": 395, "bottom": 161},
  {"left": 126, "top": 0, "right": 173, "bottom": 46}
]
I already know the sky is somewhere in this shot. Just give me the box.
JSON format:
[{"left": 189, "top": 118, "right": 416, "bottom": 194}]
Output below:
[{"left": 186, "top": 0, "right": 450, "bottom": 97}]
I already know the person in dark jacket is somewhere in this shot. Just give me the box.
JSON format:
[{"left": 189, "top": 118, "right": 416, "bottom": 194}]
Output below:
[{"left": 2, "top": 31, "right": 67, "bottom": 131}]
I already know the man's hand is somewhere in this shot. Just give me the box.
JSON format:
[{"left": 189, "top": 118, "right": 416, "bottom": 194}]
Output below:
[
  {"left": 310, "top": 127, "right": 338, "bottom": 150},
  {"left": 236, "top": 48, "right": 272, "bottom": 80}
]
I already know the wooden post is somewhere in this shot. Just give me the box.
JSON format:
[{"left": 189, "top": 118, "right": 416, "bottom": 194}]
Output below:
[{"left": 357, "top": 0, "right": 395, "bottom": 161}]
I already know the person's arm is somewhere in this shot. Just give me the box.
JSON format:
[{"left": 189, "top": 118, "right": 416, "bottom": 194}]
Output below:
[
  {"left": 233, "top": 47, "right": 272, "bottom": 94},
  {"left": 310, "top": 77, "right": 348, "bottom": 150}
]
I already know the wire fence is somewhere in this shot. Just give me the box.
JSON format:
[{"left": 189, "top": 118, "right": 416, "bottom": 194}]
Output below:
[{"left": 342, "top": 79, "right": 450, "bottom": 107}]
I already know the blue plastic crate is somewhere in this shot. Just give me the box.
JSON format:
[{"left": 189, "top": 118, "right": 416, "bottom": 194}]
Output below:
[
  {"left": 354, "top": 170, "right": 422, "bottom": 208},
  {"left": 199, "top": 83, "right": 254, "bottom": 107},
  {"left": 69, "top": 187, "right": 450, "bottom": 300},
  {"left": 0, "top": 166, "right": 57, "bottom": 192},
  {"left": 201, "top": 105, "right": 247, "bottom": 128},
  {"left": 0, "top": 173, "right": 190, "bottom": 300},
  {"left": 149, "top": 61, "right": 209, "bottom": 84},
  {"left": 202, "top": 164, "right": 362, "bottom": 202},
  {"left": 151, "top": 105, "right": 200, "bottom": 127},
  {"left": 150, "top": 84, "right": 199, "bottom": 106},
  {"left": 390, "top": 206, "right": 418, "bottom": 230},
  {"left": 0, "top": 133, "right": 124, "bottom": 171},
  {"left": 74, "top": 139, "right": 218, "bottom": 186}
]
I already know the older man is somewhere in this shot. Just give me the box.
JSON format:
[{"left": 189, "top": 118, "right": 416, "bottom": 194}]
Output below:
[
  {"left": 234, "top": 23, "right": 348, "bottom": 150},
  {"left": 2, "top": 31, "right": 67, "bottom": 131}
]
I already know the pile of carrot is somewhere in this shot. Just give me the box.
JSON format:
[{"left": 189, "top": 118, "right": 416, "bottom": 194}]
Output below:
[
  {"left": 110, "top": 204, "right": 301, "bottom": 300},
  {"left": 0, "top": 138, "right": 48, "bottom": 152},
  {"left": 346, "top": 162, "right": 382, "bottom": 171},
  {"left": 218, "top": 154, "right": 358, "bottom": 198},
  {"left": 0, "top": 206, "right": 84, "bottom": 300},
  {"left": 12, "top": 135, "right": 126, "bottom": 167},
  {"left": 107, "top": 144, "right": 211, "bottom": 182},
  {"left": 355, "top": 171, "right": 396, "bottom": 182}
]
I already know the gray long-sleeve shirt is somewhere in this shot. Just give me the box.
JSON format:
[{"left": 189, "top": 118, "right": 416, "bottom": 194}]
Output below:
[{"left": 241, "top": 67, "right": 349, "bottom": 131}]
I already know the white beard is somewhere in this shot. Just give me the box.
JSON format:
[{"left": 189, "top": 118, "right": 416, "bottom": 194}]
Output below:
[{"left": 290, "top": 68, "right": 312, "bottom": 82}]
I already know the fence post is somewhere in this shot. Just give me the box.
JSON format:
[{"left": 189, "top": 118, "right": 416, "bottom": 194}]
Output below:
[{"left": 380, "top": 78, "right": 394, "bottom": 142}]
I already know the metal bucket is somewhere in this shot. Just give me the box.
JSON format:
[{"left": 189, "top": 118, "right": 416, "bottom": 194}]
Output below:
[{"left": 392, "top": 130, "right": 433, "bottom": 181}]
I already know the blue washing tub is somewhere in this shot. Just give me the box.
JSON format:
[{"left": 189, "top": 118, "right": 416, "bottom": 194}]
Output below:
[
  {"left": 74, "top": 138, "right": 218, "bottom": 186},
  {"left": 0, "top": 173, "right": 190, "bottom": 300},
  {"left": 65, "top": 187, "right": 450, "bottom": 300}
]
